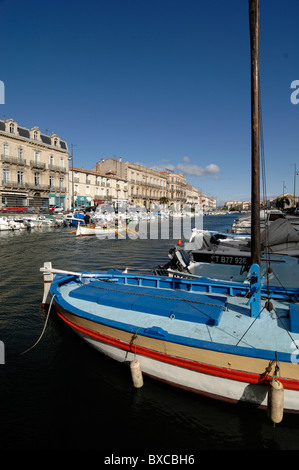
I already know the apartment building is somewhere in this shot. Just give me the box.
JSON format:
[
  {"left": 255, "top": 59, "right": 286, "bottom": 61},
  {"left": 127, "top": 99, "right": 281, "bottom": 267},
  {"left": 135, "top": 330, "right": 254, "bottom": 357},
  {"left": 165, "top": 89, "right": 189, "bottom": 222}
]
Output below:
[
  {"left": 93, "top": 157, "right": 168, "bottom": 209},
  {"left": 160, "top": 171, "right": 187, "bottom": 211},
  {"left": 185, "top": 183, "right": 202, "bottom": 209},
  {"left": 202, "top": 195, "right": 217, "bottom": 212},
  {"left": 225, "top": 200, "right": 251, "bottom": 211},
  {"left": 0, "top": 118, "right": 69, "bottom": 210},
  {"left": 69, "top": 166, "right": 128, "bottom": 209}
]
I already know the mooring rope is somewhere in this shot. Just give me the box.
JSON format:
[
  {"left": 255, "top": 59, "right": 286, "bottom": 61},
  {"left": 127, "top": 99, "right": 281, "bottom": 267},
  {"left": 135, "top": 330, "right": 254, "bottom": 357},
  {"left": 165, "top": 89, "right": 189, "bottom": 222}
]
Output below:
[{"left": 20, "top": 294, "right": 56, "bottom": 356}]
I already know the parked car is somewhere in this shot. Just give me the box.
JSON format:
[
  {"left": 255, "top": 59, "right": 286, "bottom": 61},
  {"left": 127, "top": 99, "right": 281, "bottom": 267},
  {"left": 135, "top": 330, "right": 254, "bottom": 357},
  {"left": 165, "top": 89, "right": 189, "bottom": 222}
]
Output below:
[
  {"left": 0, "top": 205, "right": 28, "bottom": 213},
  {"left": 49, "top": 206, "right": 64, "bottom": 213},
  {"left": 53, "top": 207, "right": 64, "bottom": 213}
]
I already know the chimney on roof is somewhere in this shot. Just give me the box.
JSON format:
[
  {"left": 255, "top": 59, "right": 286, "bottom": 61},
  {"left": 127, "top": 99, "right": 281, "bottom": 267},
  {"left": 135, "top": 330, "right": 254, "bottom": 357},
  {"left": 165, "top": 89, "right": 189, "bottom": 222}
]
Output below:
[{"left": 119, "top": 156, "right": 122, "bottom": 162}]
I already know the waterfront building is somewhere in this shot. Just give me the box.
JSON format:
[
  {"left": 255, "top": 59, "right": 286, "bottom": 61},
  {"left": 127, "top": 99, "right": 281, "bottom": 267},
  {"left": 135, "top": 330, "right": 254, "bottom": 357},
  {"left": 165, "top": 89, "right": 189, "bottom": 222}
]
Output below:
[
  {"left": 225, "top": 200, "right": 244, "bottom": 211},
  {"left": 186, "top": 183, "right": 202, "bottom": 210},
  {"left": 202, "top": 195, "right": 217, "bottom": 212},
  {"left": 0, "top": 118, "right": 69, "bottom": 210},
  {"left": 93, "top": 157, "right": 167, "bottom": 209},
  {"left": 68, "top": 166, "right": 128, "bottom": 209},
  {"left": 160, "top": 171, "right": 187, "bottom": 211}
]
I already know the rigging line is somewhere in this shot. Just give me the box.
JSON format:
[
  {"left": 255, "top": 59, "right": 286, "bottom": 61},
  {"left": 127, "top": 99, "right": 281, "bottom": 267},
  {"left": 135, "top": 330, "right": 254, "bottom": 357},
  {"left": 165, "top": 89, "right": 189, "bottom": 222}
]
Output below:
[
  {"left": 268, "top": 268, "right": 299, "bottom": 303},
  {"left": 259, "top": 77, "right": 267, "bottom": 207},
  {"left": 19, "top": 294, "right": 56, "bottom": 356},
  {"left": 236, "top": 305, "right": 266, "bottom": 346},
  {"left": 259, "top": 77, "right": 272, "bottom": 298},
  {"left": 272, "top": 305, "right": 299, "bottom": 352},
  {"left": 259, "top": 76, "right": 275, "bottom": 304}
]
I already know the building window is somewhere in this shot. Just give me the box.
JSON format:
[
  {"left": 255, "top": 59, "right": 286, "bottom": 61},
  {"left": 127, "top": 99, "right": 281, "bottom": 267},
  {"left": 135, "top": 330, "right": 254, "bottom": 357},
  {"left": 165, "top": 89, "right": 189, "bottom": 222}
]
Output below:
[
  {"left": 17, "top": 171, "right": 24, "bottom": 185},
  {"left": 3, "top": 168, "right": 10, "bottom": 183},
  {"left": 49, "top": 175, "right": 54, "bottom": 188},
  {"left": 9, "top": 123, "right": 15, "bottom": 134},
  {"left": 86, "top": 185, "right": 90, "bottom": 195},
  {"left": 35, "top": 152, "right": 40, "bottom": 163},
  {"left": 18, "top": 148, "right": 23, "bottom": 160},
  {"left": 34, "top": 172, "right": 40, "bottom": 187},
  {"left": 54, "top": 138, "right": 58, "bottom": 147},
  {"left": 34, "top": 131, "right": 38, "bottom": 140},
  {"left": 49, "top": 155, "right": 54, "bottom": 167},
  {"left": 59, "top": 177, "right": 64, "bottom": 190},
  {"left": 3, "top": 143, "right": 9, "bottom": 156},
  {"left": 60, "top": 157, "right": 64, "bottom": 169}
]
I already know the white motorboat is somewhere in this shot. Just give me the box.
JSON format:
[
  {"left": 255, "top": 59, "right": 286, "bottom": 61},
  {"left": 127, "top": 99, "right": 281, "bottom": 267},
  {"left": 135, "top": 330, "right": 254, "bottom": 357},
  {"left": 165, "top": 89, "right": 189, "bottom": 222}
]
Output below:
[{"left": 231, "top": 210, "right": 286, "bottom": 234}]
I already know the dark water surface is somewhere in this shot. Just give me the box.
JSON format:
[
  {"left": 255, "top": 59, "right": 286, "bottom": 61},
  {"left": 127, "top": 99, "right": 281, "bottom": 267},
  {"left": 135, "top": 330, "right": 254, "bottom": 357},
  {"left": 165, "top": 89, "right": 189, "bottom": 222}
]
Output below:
[{"left": 1, "top": 214, "right": 299, "bottom": 451}]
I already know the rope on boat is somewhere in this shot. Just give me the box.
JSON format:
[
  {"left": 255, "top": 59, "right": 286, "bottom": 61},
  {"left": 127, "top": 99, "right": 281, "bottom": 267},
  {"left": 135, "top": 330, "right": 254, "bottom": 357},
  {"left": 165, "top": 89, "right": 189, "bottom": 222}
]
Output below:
[
  {"left": 236, "top": 305, "right": 266, "bottom": 346},
  {"left": 87, "top": 282, "right": 226, "bottom": 309},
  {"left": 19, "top": 294, "right": 56, "bottom": 356},
  {"left": 272, "top": 305, "right": 299, "bottom": 353}
]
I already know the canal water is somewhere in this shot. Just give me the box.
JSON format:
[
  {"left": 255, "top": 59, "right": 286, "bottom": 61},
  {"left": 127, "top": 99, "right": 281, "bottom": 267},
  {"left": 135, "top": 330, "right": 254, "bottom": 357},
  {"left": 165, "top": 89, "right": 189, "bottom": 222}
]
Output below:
[{"left": 0, "top": 214, "right": 298, "bottom": 452}]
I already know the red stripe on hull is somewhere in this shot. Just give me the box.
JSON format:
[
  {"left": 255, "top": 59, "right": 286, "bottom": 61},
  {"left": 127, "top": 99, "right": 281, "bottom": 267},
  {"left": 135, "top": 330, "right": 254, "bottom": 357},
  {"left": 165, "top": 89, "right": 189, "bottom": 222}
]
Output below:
[{"left": 56, "top": 309, "right": 299, "bottom": 391}]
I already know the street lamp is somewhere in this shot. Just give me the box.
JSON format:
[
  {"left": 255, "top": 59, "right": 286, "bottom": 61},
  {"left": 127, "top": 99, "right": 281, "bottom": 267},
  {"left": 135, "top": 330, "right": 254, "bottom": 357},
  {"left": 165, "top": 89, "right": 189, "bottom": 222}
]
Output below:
[
  {"left": 68, "top": 144, "right": 76, "bottom": 210},
  {"left": 294, "top": 163, "right": 299, "bottom": 207},
  {"left": 282, "top": 181, "right": 286, "bottom": 196}
]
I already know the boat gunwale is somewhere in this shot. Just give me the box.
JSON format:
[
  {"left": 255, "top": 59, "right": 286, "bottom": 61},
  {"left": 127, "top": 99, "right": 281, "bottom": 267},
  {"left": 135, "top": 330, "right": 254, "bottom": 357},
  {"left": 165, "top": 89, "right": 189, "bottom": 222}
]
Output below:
[{"left": 49, "top": 274, "right": 299, "bottom": 365}]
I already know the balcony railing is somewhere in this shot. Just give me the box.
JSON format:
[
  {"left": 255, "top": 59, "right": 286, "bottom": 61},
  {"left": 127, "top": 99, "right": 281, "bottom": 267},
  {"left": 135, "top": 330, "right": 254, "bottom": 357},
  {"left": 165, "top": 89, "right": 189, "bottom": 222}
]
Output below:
[
  {"left": 48, "top": 164, "right": 67, "bottom": 173},
  {"left": 1, "top": 180, "right": 66, "bottom": 192},
  {"left": 2, "top": 180, "right": 26, "bottom": 189},
  {"left": 131, "top": 180, "right": 165, "bottom": 189},
  {"left": 30, "top": 160, "right": 46, "bottom": 170},
  {"left": 1, "top": 154, "right": 27, "bottom": 166}
]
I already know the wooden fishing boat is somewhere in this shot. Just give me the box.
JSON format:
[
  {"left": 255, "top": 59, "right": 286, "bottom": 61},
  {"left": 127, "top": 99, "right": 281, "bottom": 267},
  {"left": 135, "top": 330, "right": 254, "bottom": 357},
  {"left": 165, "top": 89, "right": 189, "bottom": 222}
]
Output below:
[
  {"left": 41, "top": 262, "right": 299, "bottom": 419},
  {"left": 75, "top": 224, "right": 123, "bottom": 237},
  {"left": 75, "top": 222, "right": 137, "bottom": 238},
  {"left": 40, "top": 1, "right": 299, "bottom": 421}
]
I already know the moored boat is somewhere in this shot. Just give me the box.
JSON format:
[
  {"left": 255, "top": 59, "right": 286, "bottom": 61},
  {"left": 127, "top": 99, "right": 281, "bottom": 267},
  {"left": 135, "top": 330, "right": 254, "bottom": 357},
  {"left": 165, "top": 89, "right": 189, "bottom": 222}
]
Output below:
[
  {"left": 41, "top": 262, "right": 299, "bottom": 417},
  {"left": 39, "top": 0, "right": 299, "bottom": 422},
  {"left": 75, "top": 223, "right": 125, "bottom": 237},
  {"left": 231, "top": 210, "right": 286, "bottom": 234}
]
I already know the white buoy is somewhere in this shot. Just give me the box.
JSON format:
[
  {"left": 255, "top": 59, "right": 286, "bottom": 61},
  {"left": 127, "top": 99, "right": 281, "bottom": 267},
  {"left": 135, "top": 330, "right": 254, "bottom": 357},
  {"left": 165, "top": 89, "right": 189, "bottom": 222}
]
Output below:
[
  {"left": 130, "top": 359, "right": 144, "bottom": 388},
  {"left": 267, "top": 378, "right": 284, "bottom": 424}
]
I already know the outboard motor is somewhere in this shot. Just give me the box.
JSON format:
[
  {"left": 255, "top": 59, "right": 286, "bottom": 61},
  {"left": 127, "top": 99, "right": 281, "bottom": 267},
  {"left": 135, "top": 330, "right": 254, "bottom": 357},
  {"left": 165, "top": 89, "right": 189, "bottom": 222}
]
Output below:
[
  {"left": 210, "top": 233, "right": 227, "bottom": 246},
  {"left": 153, "top": 248, "right": 191, "bottom": 276}
]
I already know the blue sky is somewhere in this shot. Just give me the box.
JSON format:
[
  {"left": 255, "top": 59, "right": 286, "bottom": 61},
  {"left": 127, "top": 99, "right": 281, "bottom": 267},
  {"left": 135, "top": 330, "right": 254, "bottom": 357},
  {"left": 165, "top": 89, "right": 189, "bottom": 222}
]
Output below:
[{"left": 1, "top": 0, "right": 298, "bottom": 205}]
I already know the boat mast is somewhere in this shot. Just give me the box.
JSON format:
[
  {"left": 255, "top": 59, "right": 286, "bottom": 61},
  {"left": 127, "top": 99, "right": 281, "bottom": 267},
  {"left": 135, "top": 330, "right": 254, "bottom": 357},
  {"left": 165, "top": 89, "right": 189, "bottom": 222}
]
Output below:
[{"left": 249, "top": 0, "right": 260, "bottom": 266}]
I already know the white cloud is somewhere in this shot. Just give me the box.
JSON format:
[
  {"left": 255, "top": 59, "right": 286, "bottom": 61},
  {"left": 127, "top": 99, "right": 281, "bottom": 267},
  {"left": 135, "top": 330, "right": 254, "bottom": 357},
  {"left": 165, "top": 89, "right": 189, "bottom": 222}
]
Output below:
[{"left": 151, "top": 156, "right": 220, "bottom": 178}]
